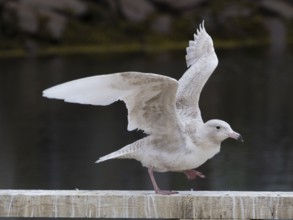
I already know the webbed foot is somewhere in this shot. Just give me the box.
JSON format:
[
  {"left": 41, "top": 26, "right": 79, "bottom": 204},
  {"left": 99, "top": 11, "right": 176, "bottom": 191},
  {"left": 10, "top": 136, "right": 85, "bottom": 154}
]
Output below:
[{"left": 183, "top": 169, "right": 205, "bottom": 180}]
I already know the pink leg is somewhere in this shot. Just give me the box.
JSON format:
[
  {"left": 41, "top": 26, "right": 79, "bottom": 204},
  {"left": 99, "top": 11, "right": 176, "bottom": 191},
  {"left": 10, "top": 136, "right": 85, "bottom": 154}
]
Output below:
[
  {"left": 147, "top": 168, "right": 178, "bottom": 195},
  {"left": 183, "top": 169, "right": 205, "bottom": 180}
]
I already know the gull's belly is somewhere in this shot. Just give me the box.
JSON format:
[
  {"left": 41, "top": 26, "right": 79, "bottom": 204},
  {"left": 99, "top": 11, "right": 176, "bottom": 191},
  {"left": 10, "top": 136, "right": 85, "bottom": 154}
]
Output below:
[{"left": 137, "top": 146, "right": 219, "bottom": 172}]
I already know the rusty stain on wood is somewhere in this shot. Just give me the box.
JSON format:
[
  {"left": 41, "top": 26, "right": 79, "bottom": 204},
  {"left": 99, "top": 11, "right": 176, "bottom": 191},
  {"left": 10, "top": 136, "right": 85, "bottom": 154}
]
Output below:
[{"left": 0, "top": 190, "right": 293, "bottom": 219}]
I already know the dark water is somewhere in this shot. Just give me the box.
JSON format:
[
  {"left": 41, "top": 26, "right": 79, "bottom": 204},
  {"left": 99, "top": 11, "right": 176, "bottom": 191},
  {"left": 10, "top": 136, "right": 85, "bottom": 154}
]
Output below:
[{"left": 0, "top": 48, "right": 292, "bottom": 192}]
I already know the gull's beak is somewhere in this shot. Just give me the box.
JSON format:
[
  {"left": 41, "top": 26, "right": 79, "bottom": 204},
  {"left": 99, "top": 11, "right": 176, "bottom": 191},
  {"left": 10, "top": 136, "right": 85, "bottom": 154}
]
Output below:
[{"left": 229, "top": 132, "right": 244, "bottom": 142}]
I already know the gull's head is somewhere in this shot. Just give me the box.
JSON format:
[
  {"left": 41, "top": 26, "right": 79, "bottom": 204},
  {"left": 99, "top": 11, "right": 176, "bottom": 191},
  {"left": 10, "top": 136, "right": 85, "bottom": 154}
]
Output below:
[{"left": 204, "top": 119, "right": 243, "bottom": 143}]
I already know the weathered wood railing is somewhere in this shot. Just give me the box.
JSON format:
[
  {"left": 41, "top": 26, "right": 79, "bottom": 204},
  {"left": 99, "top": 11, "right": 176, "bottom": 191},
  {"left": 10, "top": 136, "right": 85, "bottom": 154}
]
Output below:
[{"left": 0, "top": 190, "right": 292, "bottom": 219}]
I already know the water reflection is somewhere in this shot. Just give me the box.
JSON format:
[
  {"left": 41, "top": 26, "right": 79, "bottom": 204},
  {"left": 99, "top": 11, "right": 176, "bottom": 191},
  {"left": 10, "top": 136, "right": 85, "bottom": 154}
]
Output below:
[{"left": 0, "top": 49, "right": 292, "bottom": 191}]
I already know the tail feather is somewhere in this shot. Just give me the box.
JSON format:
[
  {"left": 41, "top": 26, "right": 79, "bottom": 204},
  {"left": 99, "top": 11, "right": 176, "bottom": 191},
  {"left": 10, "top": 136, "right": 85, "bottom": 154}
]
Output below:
[
  {"left": 96, "top": 149, "right": 127, "bottom": 163},
  {"left": 95, "top": 138, "right": 146, "bottom": 163}
]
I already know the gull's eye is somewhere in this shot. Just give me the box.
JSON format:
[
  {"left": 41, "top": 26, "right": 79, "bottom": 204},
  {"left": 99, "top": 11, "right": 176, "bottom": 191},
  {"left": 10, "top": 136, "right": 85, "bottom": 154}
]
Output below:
[{"left": 216, "top": 126, "right": 221, "bottom": 130}]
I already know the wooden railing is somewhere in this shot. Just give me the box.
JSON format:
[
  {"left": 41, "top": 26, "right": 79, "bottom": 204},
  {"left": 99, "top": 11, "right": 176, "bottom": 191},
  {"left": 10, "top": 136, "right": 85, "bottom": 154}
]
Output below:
[{"left": 0, "top": 190, "right": 292, "bottom": 219}]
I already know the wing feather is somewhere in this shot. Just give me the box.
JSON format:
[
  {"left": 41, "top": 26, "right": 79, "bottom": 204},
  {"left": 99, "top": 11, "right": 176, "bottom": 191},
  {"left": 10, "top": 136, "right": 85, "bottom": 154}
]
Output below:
[
  {"left": 176, "top": 21, "right": 218, "bottom": 122},
  {"left": 43, "top": 72, "right": 182, "bottom": 136},
  {"left": 43, "top": 75, "right": 123, "bottom": 106}
]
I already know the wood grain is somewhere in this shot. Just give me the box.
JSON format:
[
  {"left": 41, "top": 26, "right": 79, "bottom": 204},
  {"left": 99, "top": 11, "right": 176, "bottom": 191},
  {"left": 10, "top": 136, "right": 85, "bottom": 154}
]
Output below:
[{"left": 0, "top": 190, "right": 292, "bottom": 219}]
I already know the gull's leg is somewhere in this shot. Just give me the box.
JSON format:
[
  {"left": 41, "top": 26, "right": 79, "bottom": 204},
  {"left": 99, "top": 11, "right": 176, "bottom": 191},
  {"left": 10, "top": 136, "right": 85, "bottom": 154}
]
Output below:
[
  {"left": 183, "top": 169, "right": 205, "bottom": 180},
  {"left": 147, "top": 168, "right": 178, "bottom": 195}
]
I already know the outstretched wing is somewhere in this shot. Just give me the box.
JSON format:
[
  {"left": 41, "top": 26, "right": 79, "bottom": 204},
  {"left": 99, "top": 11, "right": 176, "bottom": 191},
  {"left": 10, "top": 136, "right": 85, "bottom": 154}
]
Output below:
[
  {"left": 43, "top": 72, "right": 182, "bottom": 137},
  {"left": 176, "top": 21, "right": 218, "bottom": 122}
]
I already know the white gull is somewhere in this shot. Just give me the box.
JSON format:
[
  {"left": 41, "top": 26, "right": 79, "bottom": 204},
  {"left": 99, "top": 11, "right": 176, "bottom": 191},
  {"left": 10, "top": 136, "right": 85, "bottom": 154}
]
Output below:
[{"left": 43, "top": 21, "right": 243, "bottom": 195}]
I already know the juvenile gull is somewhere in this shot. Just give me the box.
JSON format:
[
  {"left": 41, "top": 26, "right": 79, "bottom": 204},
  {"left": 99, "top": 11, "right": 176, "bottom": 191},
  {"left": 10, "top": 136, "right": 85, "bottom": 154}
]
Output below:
[{"left": 43, "top": 21, "right": 243, "bottom": 195}]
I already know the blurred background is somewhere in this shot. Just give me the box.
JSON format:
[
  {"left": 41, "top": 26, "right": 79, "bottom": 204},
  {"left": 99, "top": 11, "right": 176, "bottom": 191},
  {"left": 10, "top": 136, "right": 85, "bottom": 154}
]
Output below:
[{"left": 0, "top": 0, "right": 293, "bottom": 193}]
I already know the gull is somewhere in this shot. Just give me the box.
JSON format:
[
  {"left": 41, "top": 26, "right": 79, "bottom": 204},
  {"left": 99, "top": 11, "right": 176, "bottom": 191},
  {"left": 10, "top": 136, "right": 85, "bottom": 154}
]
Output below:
[{"left": 43, "top": 21, "right": 243, "bottom": 195}]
